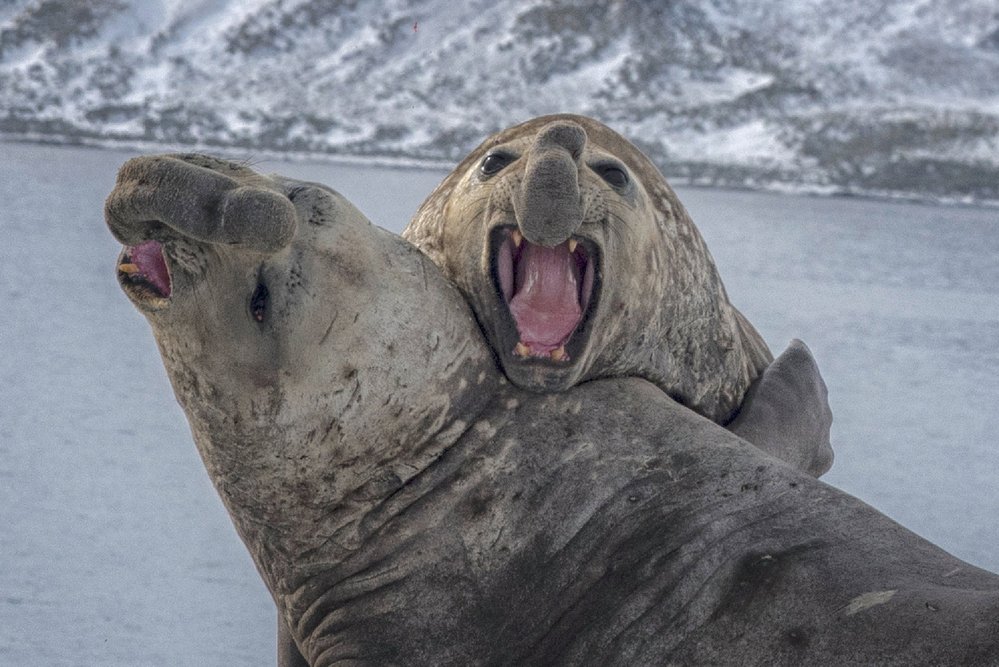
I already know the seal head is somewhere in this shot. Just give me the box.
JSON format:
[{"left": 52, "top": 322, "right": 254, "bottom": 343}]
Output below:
[{"left": 405, "top": 114, "right": 772, "bottom": 422}]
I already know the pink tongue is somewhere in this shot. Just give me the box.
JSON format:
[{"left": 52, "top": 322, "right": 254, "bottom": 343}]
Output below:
[
  {"left": 131, "top": 240, "right": 171, "bottom": 297},
  {"left": 508, "top": 242, "right": 582, "bottom": 352}
]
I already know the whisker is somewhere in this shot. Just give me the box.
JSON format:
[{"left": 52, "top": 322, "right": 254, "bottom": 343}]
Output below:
[{"left": 603, "top": 207, "right": 638, "bottom": 246}]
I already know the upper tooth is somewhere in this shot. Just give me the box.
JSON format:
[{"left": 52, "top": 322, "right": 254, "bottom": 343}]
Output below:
[
  {"left": 511, "top": 229, "right": 523, "bottom": 248},
  {"left": 568, "top": 239, "right": 578, "bottom": 253},
  {"left": 118, "top": 263, "right": 139, "bottom": 275}
]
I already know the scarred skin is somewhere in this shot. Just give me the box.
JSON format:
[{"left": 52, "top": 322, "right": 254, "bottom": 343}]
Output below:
[
  {"left": 107, "top": 156, "right": 998, "bottom": 666},
  {"left": 404, "top": 114, "right": 772, "bottom": 422},
  {"left": 403, "top": 115, "right": 832, "bottom": 477}
]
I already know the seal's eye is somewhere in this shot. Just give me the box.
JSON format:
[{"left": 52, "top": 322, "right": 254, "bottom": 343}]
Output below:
[
  {"left": 594, "top": 163, "right": 630, "bottom": 189},
  {"left": 250, "top": 282, "right": 269, "bottom": 323},
  {"left": 480, "top": 152, "right": 514, "bottom": 177}
]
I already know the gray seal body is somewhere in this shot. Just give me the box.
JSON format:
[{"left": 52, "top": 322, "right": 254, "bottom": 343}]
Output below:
[
  {"left": 107, "top": 156, "right": 997, "bottom": 665},
  {"left": 404, "top": 114, "right": 832, "bottom": 476}
]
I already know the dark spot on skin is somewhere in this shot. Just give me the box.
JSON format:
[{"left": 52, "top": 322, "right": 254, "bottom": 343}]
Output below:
[
  {"left": 670, "top": 451, "right": 697, "bottom": 469},
  {"left": 466, "top": 492, "right": 493, "bottom": 518},
  {"left": 710, "top": 542, "right": 828, "bottom": 623},
  {"left": 250, "top": 282, "right": 269, "bottom": 323},
  {"left": 784, "top": 626, "right": 810, "bottom": 648}
]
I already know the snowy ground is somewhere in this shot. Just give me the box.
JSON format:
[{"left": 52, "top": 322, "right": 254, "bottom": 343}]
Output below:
[
  {"left": 4, "top": 0, "right": 999, "bottom": 202},
  {"left": 2, "top": 141, "right": 997, "bottom": 665}
]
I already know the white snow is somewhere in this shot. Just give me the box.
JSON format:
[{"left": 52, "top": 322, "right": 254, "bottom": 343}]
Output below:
[
  {"left": 677, "top": 69, "right": 777, "bottom": 107},
  {"left": 1, "top": 0, "right": 997, "bottom": 201},
  {"left": 674, "top": 119, "right": 797, "bottom": 167}
]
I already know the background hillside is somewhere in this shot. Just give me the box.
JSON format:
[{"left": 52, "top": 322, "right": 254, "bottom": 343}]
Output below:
[{"left": 2, "top": 0, "right": 999, "bottom": 203}]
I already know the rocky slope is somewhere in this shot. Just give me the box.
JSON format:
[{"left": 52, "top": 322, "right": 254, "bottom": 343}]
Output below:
[{"left": 2, "top": 0, "right": 998, "bottom": 202}]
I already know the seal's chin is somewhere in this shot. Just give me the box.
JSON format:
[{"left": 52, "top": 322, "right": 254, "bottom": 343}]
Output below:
[
  {"left": 489, "top": 226, "right": 600, "bottom": 388},
  {"left": 117, "top": 239, "right": 173, "bottom": 309}
]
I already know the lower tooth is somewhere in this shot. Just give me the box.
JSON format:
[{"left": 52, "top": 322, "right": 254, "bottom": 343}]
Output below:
[
  {"left": 118, "top": 263, "right": 139, "bottom": 275},
  {"left": 514, "top": 342, "right": 531, "bottom": 357},
  {"left": 550, "top": 346, "right": 567, "bottom": 361}
]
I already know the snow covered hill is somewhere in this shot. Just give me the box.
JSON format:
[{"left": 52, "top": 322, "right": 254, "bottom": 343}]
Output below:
[{"left": 2, "top": 0, "right": 999, "bottom": 203}]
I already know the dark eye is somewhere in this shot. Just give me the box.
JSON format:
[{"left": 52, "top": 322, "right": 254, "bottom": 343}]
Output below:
[
  {"left": 480, "top": 152, "right": 514, "bottom": 176},
  {"left": 594, "top": 163, "right": 629, "bottom": 189},
  {"left": 250, "top": 282, "right": 269, "bottom": 323}
]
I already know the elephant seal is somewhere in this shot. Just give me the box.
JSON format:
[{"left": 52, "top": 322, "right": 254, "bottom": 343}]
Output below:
[
  {"left": 404, "top": 114, "right": 831, "bottom": 475},
  {"left": 107, "top": 156, "right": 999, "bottom": 665},
  {"left": 404, "top": 114, "right": 773, "bottom": 425}
]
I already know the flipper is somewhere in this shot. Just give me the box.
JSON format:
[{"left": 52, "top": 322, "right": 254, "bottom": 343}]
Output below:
[{"left": 727, "top": 339, "right": 834, "bottom": 477}]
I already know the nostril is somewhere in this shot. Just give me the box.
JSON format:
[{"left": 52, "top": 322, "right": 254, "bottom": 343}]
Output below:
[
  {"left": 535, "top": 122, "right": 586, "bottom": 161},
  {"left": 516, "top": 146, "right": 585, "bottom": 247}
]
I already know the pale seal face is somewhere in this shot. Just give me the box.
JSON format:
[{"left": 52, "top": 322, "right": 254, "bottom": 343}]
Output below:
[
  {"left": 405, "top": 114, "right": 772, "bottom": 422},
  {"left": 107, "top": 154, "right": 497, "bottom": 462}
]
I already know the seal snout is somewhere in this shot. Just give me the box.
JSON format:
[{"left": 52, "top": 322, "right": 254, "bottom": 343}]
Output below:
[
  {"left": 105, "top": 156, "right": 298, "bottom": 254},
  {"left": 514, "top": 120, "right": 586, "bottom": 248},
  {"left": 534, "top": 121, "right": 586, "bottom": 159},
  {"left": 490, "top": 121, "right": 598, "bottom": 364}
]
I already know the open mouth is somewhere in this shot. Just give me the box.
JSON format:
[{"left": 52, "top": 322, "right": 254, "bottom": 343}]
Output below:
[
  {"left": 117, "top": 239, "right": 172, "bottom": 302},
  {"left": 491, "top": 227, "right": 598, "bottom": 363}
]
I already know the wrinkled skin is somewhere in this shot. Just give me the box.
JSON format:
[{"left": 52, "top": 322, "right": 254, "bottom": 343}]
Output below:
[
  {"left": 404, "top": 114, "right": 773, "bottom": 424},
  {"left": 108, "top": 156, "right": 998, "bottom": 666},
  {"left": 403, "top": 114, "right": 832, "bottom": 476}
]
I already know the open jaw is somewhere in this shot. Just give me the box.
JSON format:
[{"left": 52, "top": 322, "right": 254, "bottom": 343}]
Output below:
[
  {"left": 490, "top": 226, "right": 599, "bottom": 365},
  {"left": 117, "top": 239, "right": 173, "bottom": 305}
]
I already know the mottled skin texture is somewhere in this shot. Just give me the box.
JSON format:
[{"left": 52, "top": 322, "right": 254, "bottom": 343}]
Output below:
[
  {"left": 107, "top": 154, "right": 502, "bottom": 664},
  {"left": 108, "top": 156, "right": 999, "bottom": 665},
  {"left": 404, "top": 114, "right": 774, "bottom": 425},
  {"left": 402, "top": 115, "right": 832, "bottom": 476},
  {"left": 728, "top": 339, "right": 833, "bottom": 476}
]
